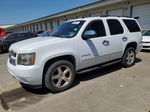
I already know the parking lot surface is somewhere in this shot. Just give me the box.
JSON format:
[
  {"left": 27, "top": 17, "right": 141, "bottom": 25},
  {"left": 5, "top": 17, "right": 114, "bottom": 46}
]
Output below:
[{"left": 0, "top": 51, "right": 150, "bottom": 112}]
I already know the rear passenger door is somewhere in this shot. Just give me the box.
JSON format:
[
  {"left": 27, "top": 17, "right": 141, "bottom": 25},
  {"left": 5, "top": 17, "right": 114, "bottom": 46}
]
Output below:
[{"left": 106, "top": 19, "right": 124, "bottom": 60}]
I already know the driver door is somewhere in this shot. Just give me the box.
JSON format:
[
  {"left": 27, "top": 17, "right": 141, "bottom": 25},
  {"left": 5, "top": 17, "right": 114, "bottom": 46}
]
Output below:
[{"left": 78, "top": 20, "right": 112, "bottom": 69}]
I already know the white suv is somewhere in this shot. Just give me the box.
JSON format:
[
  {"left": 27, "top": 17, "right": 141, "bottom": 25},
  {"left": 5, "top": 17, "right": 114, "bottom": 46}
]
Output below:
[{"left": 7, "top": 17, "right": 142, "bottom": 92}]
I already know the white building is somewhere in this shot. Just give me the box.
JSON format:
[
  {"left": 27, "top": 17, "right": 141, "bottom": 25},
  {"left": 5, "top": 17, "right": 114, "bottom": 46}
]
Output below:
[{"left": 7, "top": 0, "right": 150, "bottom": 32}]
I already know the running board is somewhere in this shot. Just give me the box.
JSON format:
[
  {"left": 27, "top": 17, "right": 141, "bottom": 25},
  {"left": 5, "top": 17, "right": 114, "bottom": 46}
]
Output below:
[{"left": 77, "top": 59, "right": 121, "bottom": 74}]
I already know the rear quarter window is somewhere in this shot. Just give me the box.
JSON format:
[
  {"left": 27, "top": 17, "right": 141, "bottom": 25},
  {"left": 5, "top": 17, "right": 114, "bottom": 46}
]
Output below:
[{"left": 123, "top": 19, "right": 141, "bottom": 32}]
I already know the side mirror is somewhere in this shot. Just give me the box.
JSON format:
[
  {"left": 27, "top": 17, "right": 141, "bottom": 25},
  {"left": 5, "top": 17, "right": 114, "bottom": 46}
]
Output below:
[{"left": 82, "top": 30, "right": 97, "bottom": 40}]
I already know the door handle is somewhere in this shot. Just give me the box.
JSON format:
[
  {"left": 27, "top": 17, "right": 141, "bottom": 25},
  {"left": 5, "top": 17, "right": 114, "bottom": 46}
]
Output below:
[
  {"left": 122, "top": 37, "right": 128, "bottom": 42},
  {"left": 103, "top": 40, "right": 109, "bottom": 46}
]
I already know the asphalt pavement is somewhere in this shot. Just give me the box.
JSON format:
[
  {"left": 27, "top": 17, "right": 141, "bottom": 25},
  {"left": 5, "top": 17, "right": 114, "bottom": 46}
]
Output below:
[{"left": 0, "top": 51, "right": 150, "bottom": 112}]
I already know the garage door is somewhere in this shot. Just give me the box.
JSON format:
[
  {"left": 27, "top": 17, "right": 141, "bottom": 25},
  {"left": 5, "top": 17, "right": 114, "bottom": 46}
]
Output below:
[
  {"left": 76, "top": 15, "right": 88, "bottom": 19},
  {"left": 90, "top": 12, "right": 102, "bottom": 17},
  {"left": 52, "top": 21, "right": 58, "bottom": 30},
  {"left": 107, "top": 9, "right": 123, "bottom": 16},
  {"left": 132, "top": 4, "right": 150, "bottom": 30},
  {"left": 58, "top": 19, "right": 65, "bottom": 26}
]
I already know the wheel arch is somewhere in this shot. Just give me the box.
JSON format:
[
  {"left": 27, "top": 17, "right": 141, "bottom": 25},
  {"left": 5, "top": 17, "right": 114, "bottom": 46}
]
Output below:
[
  {"left": 42, "top": 55, "right": 76, "bottom": 86},
  {"left": 125, "top": 42, "right": 137, "bottom": 51}
]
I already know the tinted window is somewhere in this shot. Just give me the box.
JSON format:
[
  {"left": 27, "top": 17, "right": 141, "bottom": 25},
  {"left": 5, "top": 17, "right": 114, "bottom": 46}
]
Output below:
[
  {"left": 123, "top": 19, "right": 141, "bottom": 32},
  {"left": 24, "top": 33, "right": 31, "bottom": 38},
  {"left": 7, "top": 34, "right": 17, "bottom": 40},
  {"left": 85, "top": 20, "right": 106, "bottom": 37},
  {"left": 107, "top": 19, "right": 124, "bottom": 35},
  {"left": 17, "top": 33, "right": 26, "bottom": 38},
  {"left": 31, "top": 33, "right": 37, "bottom": 37}
]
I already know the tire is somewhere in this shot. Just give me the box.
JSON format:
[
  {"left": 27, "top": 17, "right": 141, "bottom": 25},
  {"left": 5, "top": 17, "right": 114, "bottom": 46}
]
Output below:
[
  {"left": 44, "top": 60, "right": 75, "bottom": 93},
  {"left": 122, "top": 47, "right": 136, "bottom": 68}
]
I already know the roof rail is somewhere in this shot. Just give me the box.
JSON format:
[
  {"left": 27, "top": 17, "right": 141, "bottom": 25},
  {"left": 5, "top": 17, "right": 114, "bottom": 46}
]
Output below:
[{"left": 99, "top": 15, "right": 130, "bottom": 18}]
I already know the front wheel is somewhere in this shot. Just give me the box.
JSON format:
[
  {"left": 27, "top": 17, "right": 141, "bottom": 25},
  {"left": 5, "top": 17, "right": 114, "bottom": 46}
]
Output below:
[
  {"left": 122, "top": 47, "right": 136, "bottom": 68},
  {"left": 44, "top": 60, "right": 75, "bottom": 93}
]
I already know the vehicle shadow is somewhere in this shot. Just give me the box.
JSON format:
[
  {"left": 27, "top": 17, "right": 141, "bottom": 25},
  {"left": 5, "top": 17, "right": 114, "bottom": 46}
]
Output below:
[
  {"left": 0, "top": 51, "right": 8, "bottom": 55},
  {"left": 0, "top": 87, "right": 47, "bottom": 111},
  {"left": 141, "top": 49, "right": 150, "bottom": 53},
  {"left": 26, "top": 57, "right": 142, "bottom": 94},
  {"left": 74, "top": 58, "right": 142, "bottom": 85}
]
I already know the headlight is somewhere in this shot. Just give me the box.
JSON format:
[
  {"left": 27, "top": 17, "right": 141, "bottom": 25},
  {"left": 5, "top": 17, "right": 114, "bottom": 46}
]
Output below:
[{"left": 17, "top": 53, "right": 36, "bottom": 66}]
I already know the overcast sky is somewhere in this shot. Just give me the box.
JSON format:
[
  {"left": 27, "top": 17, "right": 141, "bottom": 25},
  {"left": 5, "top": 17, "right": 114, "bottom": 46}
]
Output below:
[{"left": 0, "top": 0, "right": 98, "bottom": 24}]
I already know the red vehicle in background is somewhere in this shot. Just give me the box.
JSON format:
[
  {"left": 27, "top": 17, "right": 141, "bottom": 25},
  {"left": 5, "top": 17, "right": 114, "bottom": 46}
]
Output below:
[{"left": 0, "top": 28, "right": 7, "bottom": 39}]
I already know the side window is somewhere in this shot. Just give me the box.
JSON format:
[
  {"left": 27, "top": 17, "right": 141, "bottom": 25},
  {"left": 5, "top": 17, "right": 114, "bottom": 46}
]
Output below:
[
  {"left": 30, "top": 33, "right": 37, "bottom": 37},
  {"left": 123, "top": 19, "right": 141, "bottom": 32},
  {"left": 107, "top": 19, "right": 124, "bottom": 35},
  {"left": 17, "top": 33, "right": 25, "bottom": 38},
  {"left": 25, "top": 33, "right": 31, "bottom": 38},
  {"left": 85, "top": 20, "right": 106, "bottom": 37},
  {"left": 7, "top": 34, "right": 16, "bottom": 40}
]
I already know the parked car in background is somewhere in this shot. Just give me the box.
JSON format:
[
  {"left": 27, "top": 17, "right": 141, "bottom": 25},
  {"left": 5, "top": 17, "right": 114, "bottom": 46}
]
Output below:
[
  {"left": 35, "top": 31, "right": 44, "bottom": 36},
  {"left": 0, "top": 28, "right": 7, "bottom": 39},
  {"left": 38, "top": 30, "right": 52, "bottom": 37},
  {"left": 142, "top": 30, "right": 150, "bottom": 50},
  {"left": 0, "top": 32, "right": 37, "bottom": 54}
]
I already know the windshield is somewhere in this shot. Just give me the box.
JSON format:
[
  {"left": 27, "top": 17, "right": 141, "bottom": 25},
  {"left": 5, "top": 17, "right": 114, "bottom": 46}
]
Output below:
[
  {"left": 143, "top": 30, "right": 150, "bottom": 36},
  {"left": 51, "top": 20, "right": 85, "bottom": 38},
  {"left": 2, "top": 33, "right": 14, "bottom": 40}
]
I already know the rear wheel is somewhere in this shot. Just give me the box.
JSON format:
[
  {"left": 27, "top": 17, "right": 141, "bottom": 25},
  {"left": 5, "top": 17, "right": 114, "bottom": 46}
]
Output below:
[
  {"left": 122, "top": 47, "right": 136, "bottom": 67},
  {"left": 44, "top": 60, "right": 75, "bottom": 93}
]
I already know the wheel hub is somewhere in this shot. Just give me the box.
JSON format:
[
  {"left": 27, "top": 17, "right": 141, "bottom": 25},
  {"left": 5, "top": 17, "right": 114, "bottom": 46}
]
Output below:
[{"left": 51, "top": 65, "right": 72, "bottom": 88}]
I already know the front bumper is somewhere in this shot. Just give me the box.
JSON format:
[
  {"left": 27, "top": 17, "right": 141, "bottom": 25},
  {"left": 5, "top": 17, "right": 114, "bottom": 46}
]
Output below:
[{"left": 7, "top": 59, "right": 43, "bottom": 85}]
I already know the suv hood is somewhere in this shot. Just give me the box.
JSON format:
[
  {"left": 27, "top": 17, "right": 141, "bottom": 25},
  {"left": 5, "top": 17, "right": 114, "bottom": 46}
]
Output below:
[{"left": 10, "top": 37, "right": 68, "bottom": 53}]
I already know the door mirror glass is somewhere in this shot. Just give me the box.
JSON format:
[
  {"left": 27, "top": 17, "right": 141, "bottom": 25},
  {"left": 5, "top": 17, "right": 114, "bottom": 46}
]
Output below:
[{"left": 83, "top": 30, "right": 97, "bottom": 40}]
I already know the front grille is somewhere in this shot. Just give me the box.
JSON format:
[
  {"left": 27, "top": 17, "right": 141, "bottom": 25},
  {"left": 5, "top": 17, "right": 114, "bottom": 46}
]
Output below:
[
  {"left": 9, "top": 50, "right": 17, "bottom": 66},
  {"left": 143, "top": 46, "right": 150, "bottom": 48}
]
